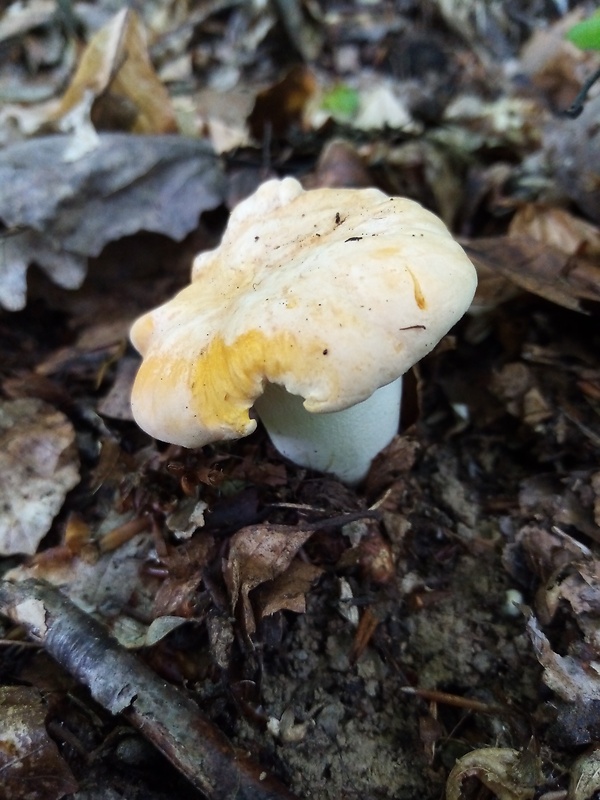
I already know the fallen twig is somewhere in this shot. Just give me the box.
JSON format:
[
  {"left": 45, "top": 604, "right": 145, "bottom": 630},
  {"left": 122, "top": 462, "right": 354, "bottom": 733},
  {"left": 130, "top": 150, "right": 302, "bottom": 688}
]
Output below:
[{"left": 0, "top": 578, "right": 298, "bottom": 800}]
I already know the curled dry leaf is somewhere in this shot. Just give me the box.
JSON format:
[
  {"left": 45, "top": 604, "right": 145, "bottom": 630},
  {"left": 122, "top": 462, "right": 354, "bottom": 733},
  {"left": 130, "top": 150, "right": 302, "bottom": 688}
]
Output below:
[
  {"left": 0, "top": 686, "right": 78, "bottom": 800},
  {"left": 0, "top": 133, "right": 224, "bottom": 310},
  {"left": 224, "top": 524, "right": 315, "bottom": 635},
  {"left": 51, "top": 9, "right": 177, "bottom": 136},
  {"left": 0, "top": 398, "right": 79, "bottom": 556},
  {"left": 446, "top": 746, "right": 540, "bottom": 800}
]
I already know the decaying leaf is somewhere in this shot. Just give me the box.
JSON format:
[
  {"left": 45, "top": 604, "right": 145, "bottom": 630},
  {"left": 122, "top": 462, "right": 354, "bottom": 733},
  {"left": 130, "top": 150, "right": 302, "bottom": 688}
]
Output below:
[
  {"left": 569, "top": 746, "right": 600, "bottom": 800},
  {"left": 224, "top": 524, "right": 315, "bottom": 634},
  {"left": 0, "top": 133, "right": 224, "bottom": 310},
  {"left": 527, "top": 614, "right": 600, "bottom": 703},
  {"left": 0, "top": 686, "right": 78, "bottom": 800},
  {"left": 255, "top": 558, "right": 324, "bottom": 620},
  {"left": 51, "top": 9, "right": 177, "bottom": 136},
  {"left": 446, "top": 746, "right": 540, "bottom": 800},
  {"left": 0, "top": 398, "right": 79, "bottom": 556},
  {"left": 5, "top": 526, "right": 179, "bottom": 648},
  {"left": 540, "top": 559, "right": 600, "bottom": 653}
]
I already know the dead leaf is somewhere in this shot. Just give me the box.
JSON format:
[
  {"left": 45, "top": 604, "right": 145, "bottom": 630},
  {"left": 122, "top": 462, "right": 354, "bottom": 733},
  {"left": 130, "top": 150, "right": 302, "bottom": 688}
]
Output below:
[
  {"left": 305, "top": 138, "right": 372, "bottom": 190},
  {"left": 52, "top": 9, "right": 177, "bottom": 135},
  {"left": 519, "top": 11, "right": 598, "bottom": 110},
  {"left": 506, "top": 524, "right": 591, "bottom": 587},
  {"left": 272, "top": 0, "right": 324, "bottom": 62},
  {"left": 255, "top": 558, "right": 323, "bottom": 620},
  {"left": 544, "top": 93, "right": 600, "bottom": 225},
  {"left": 97, "top": 356, "right": 139, "bottom": 421},
  {"left": 527, "top": 614, "right": 600, "bottom": 703},
  {"left": 0, "top": 398, "right": 79, "bottom": 556},
  {"left": 0, "top": 133, "right": 224, "bottom": 310},
  {"left": 248, "top": 65, "right": 317, "bottom": 141},
  {"left": 463, "top": 235, "right": 600, "bottom": 313},
  {"left": 518, "top": 475, "right": 600, "bottom": 544},
  {"left": 541, "top": 560, "right": 600, "bottom": 653},
  {"left": 569, "top": 746, "right": 600, "bottom": 800},
  {"left": 7, "top": 524, "right": 166, "bottom": 648},
  {"left": 446, "top": 746, "right": 540, "bottom": 800},
  {"left": 353, "top": 82, "right": 419, "bottom": 133},
  {"left": 0, "top": 686, "right": 78, "bottom": 800},
  {"left": 509, "top": 204, "right": 600, "bottom": 258},
  {"left": 224, "top": 524, "right": 315, "bottom": 635},
  {"left": 193, "top": 87, "right": 254, "bottom": 154}
]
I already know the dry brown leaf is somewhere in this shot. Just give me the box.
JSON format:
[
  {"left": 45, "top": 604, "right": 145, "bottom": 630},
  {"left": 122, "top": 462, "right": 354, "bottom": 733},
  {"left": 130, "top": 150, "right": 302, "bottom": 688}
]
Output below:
[
  {"left": 52, "top": 8, "right": 177, "bottom": 135},
  {"left": 446, "top": 746, "right": 540, "bottom": 800},
  {"left": 305, "top": 138, "right": 372, "bottom": 190},
  {"left": 0, "top": 398, "right": 79, "bottom": 556},
  {"left": 255, "top": 558, "right": 323, "bottom": 620},
  {"left": 509, "top": 204, "right": 600, "bottom": 258},
  {"left": 224, "top": 524, "right": 315, "bottom": 635},
  {"left": 0, "top": 686, "right": 78, "bottom": 800},
  {"left": 463, "top": 235, "right": 600, "bottom": 312}
]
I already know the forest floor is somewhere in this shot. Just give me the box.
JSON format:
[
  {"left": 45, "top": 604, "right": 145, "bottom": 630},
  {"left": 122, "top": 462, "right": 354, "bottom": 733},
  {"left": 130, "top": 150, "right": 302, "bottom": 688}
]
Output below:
[{"left": 1, "top": 2, "right": 600, "bottom": 799}]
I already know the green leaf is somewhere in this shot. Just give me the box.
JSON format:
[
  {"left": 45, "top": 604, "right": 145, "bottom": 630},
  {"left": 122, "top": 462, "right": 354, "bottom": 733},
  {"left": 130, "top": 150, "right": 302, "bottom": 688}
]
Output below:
[
  {"left": 566, "top": 12, "right": 600, "bottom": 51},
  {"left": 321, "top": 84, "right": 360, "bottom": 120}
]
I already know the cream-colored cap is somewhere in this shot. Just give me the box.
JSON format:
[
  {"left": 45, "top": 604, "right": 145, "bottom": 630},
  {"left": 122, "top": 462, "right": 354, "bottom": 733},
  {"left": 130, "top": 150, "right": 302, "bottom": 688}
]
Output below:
[{"left": 130, "top": 177, "right": 477, "bottom": 447}]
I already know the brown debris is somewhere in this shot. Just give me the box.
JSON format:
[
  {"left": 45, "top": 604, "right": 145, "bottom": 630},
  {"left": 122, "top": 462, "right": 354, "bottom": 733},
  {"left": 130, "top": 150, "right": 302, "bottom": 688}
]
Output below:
[{"left": 0, "top": 578, "right": 299, "bottom": 800}]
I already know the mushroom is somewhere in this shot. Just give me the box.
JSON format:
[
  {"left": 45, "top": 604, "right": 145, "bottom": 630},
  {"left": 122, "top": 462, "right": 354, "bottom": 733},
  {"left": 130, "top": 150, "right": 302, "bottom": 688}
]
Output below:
[{"left": 130, "top": 177, "right": 477, "bottom": 484}]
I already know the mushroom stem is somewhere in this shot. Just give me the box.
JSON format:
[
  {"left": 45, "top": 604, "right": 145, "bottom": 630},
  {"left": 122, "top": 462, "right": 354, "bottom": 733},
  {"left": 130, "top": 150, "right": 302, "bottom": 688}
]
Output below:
[{"left": 254, "top": 379, "right": 403, "bottom": 485}]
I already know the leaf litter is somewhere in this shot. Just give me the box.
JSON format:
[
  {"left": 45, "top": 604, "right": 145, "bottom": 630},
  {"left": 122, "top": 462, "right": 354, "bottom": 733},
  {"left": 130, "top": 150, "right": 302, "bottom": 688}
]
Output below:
[{"left": 0, "top": 2, "right": 599, "bottom": 799}]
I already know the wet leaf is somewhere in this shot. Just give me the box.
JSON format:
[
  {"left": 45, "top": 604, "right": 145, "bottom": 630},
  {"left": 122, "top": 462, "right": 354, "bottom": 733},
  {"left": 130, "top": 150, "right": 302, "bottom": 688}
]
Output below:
[
  {"left": 0, "top": 686, "right": 78, "bottom": 800},
  {"left": 0, "top": 133, "right": 224, "bottom": 310},
  {"left": 52, "top": 8, "right": 177, "bottom": 135},
  {"left": 224, "top": 524, "right": 315, "bottom": 634},
  {"left": 0, "top": 398, "right": 79, "bottom": 556}
]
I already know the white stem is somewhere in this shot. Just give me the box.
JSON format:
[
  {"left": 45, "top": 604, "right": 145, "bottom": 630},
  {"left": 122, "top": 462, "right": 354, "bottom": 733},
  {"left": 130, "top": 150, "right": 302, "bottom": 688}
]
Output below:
[{"left": 254, "top": 379, "right": 402, "bottom": 485}]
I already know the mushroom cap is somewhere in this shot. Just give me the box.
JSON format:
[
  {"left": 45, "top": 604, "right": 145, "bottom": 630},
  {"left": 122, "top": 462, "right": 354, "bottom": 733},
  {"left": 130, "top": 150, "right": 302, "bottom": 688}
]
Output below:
[{"left": 130, "top": 177, "right": 477, "bottom": 447}]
